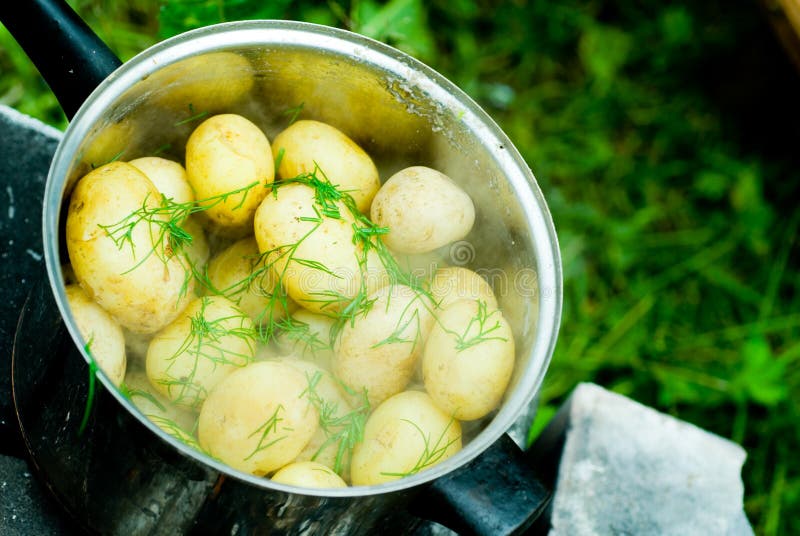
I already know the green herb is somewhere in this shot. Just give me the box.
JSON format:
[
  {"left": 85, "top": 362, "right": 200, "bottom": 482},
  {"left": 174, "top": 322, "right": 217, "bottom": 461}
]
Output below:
[
  {"left": 174, "top": 103, "right": 209, "bottom": 126},
  {"left": 157, "top": 296, "right": 255, "bottom": 408},
  {"left": 98, "top": 181, "right": 260, "bottom": 298},
  {"left": 301, "top": 371, "right": 370, "bottom": 474},
  {"left": 380, "top": 418, "right": 459, "bottom": 478},
  {"left": 78, "top": 336, "right": 99, "bottom": 437},
  {"left": 449, "top": 299, "right": 508, "bottom": 351},
  {"left": 283, "top": 102, "right": 305, "bottom": 125},
  {"left": 244, "top": 404, "right": 287, "bottom": 461},
  {"left": 146, "top": 414, "right": 205, "bottom": 452}
]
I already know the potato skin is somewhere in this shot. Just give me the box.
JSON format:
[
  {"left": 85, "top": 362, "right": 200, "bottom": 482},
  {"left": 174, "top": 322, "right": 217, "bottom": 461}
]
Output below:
[
  {"left": 350, "top": 390, "right": 461, "bottom": 486},
  {"left": 370, "top": 166, "right": 475, "bottom": 254},
  {"left": 129, "top": 157, "right": 194, "bottom": 207},
  {"left": 198, "top": 361, "right": 318, "bottom": 475},
  {"left": 186, "top": 114, "right": 274, "bottom": 235},
  {"left": 333, "top": 284, "right": 434, "bottom": 406},
  {"left": 422, "top": 299, "right": 515, "bottom": 421},
  {"left": 430, "top": 267, "right": 498, "bottom": 310},
  {"left": 66, "top": 162, "right": 194, "bottom": 334},
  {"left": 65, "top": 284, "right": 126, "bottom": 386},
  {"left": 146, "top": 296, "right": 255, "bottom": 409},
  {"left": 272, "top": 120, "right": 380, "bottom": 213},
  {"left": 206, "top": 237, "right": 287, "bottom": 325},
  {"left": 254, "top": 183, "right": 362, "bottom": 314},
  {"left": 271, "top": 461, "right": 347, "bottom": 488}
]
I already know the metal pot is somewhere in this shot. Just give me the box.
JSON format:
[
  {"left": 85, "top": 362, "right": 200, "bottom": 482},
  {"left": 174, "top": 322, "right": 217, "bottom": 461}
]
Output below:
[{"left": 3, "top": 1, "right": 562, "bottom": 534}]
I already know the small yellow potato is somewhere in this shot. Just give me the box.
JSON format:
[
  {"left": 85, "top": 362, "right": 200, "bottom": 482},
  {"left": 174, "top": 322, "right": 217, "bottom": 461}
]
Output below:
[
  {"left": 146, "top": 296, "right": 255, "bottom": 409},
  {"left": 123, "top": 368, "right": 197, "bottom": 437},
  {"left": 430, "top": 267, "right": 498, "bottom": 310},
  {"left": 65, "top": 284, "right": 126, "bottom": 386},
  {"left": 272, "top": 120, "right": 380, "bottom": 213},
  {"left": 275, "top": 310, "right": 336, "bottom": 367},
  {"left": 198, "top": 361, "right": 319, "bottom": 475},
  {"left": 66, "top": 162, "right": 194, "bottom": 334},
  {"left": 254, "top": 183, "right": 363, "bottom": 314},
  {"left": 129, "top": 157, "right": 194, "bottom": 207},
  {"left": 206, "top": 237, "right": 287, "bottom": 325},
  {"left": 422, "top": 299, "right": 515, "bottom": 421},
  {"left": 186, "top": 114, "right": 274, "bottom": 235},
  {"left": 271, "top": 461, "right": 347, "bottom": 488},
  {"left": 281, "top": 359, "right": 360, "bottom": 476},
  {"left": 370, "top": 166, "right": 475, "bottom": 254},
  {"left": 350, "top": 390, "right": 461, "bottom": 486},
  {"left": 333, "top": 284, "right": 435, "bottom": 406}
]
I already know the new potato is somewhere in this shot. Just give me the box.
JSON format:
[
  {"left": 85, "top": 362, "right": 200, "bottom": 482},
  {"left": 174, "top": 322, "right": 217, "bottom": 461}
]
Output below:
[
  {"left": 129, "top": 156, "right": 194, "bottom": 208},
  {"left": 350, "top": 390, "right": 462, "bottom": 485},
  {"left": 333, "top": 284, "right": 435, "bottom": 406},
  {"left": 186, "top": 114, "right": 274, "bottom": 235},
  {"left": 146, "top": 296, "right": 255, "bottom": 409},
  {"left": 272, "top": 120, "right": 380, "bottom": 213},
  {"left": 198, "top": 361, "right": 319, "bottom": 475},
  {"left": 370, "top": 166, "right": 475, "bottom": 254},
  {"left": 254, "top": 183, "right": 363, "bottom": 314},
  {"left": 65, "top": 284, "right": 126, "bottom": 386},
  {"left": 66, "top": 162, "right": 194, "bottom": 334},
  {"left": 206, "top": 237, "right": 286, "bottom": 324},
  {"left": 275, "top": 309, "right": 336, "bottom": 367},
  {"left": 271, "top": 461, "right": 347, "bottom": 488},
  {"left": 423, "top": 299, "right": 515, "bottom": 421}
]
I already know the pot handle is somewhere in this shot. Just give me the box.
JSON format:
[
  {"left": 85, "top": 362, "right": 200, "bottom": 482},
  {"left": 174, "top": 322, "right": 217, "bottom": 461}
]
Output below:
[
  {"left": 0, "top": 0, "right": 121, "bottom": 120},
  {"left": 411, "top": 433, "right": 551, "bottom": 535}
]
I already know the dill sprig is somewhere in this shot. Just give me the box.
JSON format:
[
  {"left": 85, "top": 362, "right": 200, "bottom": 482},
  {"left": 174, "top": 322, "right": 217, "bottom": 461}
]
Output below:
[
  {"left": 380, "top": 418, "right": 460, "bottom": 478},
  {"left": 276, "top": 316, "right": 333, "bottom": 358},
  {"left": 98, "top": 180, "right": 260, "bottom": 299},
  {"left": 301, "top": 371, "right": 370, "bottom": 474},
  {"left": 78, "top": 336, "right": 98, "bottom": 437},
  {"left": 119, "top": 383, "right": 167, "bottom": 413},
  {"left": 282, "top": 102, "right": 305, "bottom": 125},
  {"left": 146, "top": 414, "right": 205, "bottom": 452},
  {"left": 174, "top": 103, "right": 209, "bottom": 127},
  {"left": 157, "top": 297, "right": 255, "bottom": 408},
  {"left": 244, "top": 404, "right": 287, "bottom": 462},
  {"left": 450, "top": 299, "right": 508, "bottom": 351}
]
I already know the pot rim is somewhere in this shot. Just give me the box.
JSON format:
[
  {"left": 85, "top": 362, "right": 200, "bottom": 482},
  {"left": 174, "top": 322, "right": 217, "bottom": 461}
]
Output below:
[{"left": 42, "top": 19, "right": 562, "bottom": 498}]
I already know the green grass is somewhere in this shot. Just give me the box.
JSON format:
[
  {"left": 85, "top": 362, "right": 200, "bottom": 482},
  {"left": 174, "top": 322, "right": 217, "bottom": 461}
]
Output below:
[{"left": 3, "top": 0, "right": 799, "bottom": 532}]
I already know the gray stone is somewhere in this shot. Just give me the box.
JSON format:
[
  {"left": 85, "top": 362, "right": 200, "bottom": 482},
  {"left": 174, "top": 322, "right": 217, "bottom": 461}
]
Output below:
[
  {"left": 0, "top": 105, "right": 62, "bottom": 456},
  {"left": 544, "top": 383, "right": 752, "bottom": 536},
  {"left": 0, "top": 455, "right": 73, "bottom": 535}
]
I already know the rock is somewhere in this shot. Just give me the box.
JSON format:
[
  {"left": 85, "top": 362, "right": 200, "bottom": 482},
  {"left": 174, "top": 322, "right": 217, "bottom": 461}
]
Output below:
[
  {"left": 532, "top": 383, "right": 753, "bottom": 536},
  {"left": 0, "top": 455, "right": 74, "bottom": 535},
  {"left": 0, "top": 105, "right": 62, "bottom": 457}
]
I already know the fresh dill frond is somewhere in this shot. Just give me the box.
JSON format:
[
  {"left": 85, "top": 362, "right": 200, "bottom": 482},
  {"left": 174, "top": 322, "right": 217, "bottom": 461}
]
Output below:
[
  {"left": 78, "top": 336, "right": 99, "bottom": 436},
  {"left": 380, "top": 418, "right": 460, "bottom": 478},
  {"left": 158, "top": 297, "right": 256, "bottom": 408},
  {"left": 451, "top": 299, "right": 508, "bottom": 351},
  {"left": 282, "top": 102, "right": 305, "bottom": 125},
  {"left": 147, "top": 414, "right": 205, "bottom": 452},
  {"left": 244, "top": 404, "right": 287, "bottom": 462},
  {"left": 301, "top": 371, "right": 370, "bottom": 474}
]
